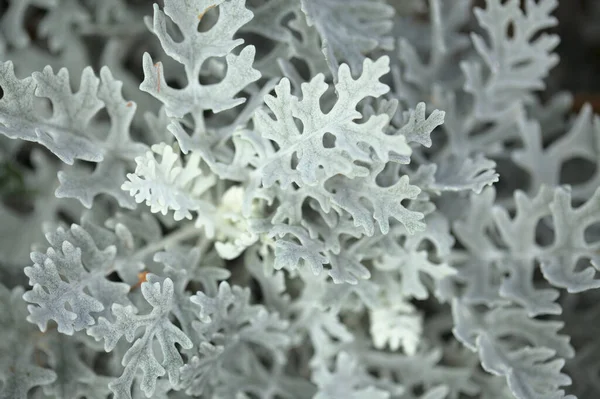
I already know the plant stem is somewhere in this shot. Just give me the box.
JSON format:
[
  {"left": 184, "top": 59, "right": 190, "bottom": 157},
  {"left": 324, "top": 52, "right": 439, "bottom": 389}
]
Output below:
[{"left": 133, "top": 224, "right": 204, "bottom": 260}]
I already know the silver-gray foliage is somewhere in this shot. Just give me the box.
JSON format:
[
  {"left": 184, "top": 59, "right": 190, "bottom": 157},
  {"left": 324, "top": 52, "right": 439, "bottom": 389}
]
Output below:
[{"left": 0, "top": 0, "right": 598, "bottom": 398}]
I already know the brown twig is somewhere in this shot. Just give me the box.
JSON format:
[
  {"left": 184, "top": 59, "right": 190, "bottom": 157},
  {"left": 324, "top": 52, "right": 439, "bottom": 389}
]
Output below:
[
  {"left": 198, "top": 4, "right": 217, "bottom": 21},
  {"left": 154, "top": 63, "right": 161, "bottom": 93},
  {"left": 130, "top": 271, "right": 150, "bottom": 291}
]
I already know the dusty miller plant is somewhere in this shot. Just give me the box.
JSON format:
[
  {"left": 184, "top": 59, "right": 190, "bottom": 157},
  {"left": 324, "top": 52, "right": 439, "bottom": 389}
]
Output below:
[{"left": 0, "top": 0, "right": 598, "bottom": 398}]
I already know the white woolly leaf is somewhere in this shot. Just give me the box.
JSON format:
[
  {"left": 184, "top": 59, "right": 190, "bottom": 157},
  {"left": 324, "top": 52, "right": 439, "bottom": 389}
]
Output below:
[
  {"left": 23, "top": 224, "right": 130, "bottom": 335},
  {"left": 312, "top": 352, "right": 391, "bottom": 399},
  {"left": 140, "top": 0, "right": 261, "bottom": 118},
  {"left": 300, "top": 0, "right": 395, "bottom": 74},
  {"left": 88, "top": 278, "right": 193, "bottom": 399},
  {"left": 254, "top": 56, "right": 411, "bottom": 188},
  {"left": 122, "top": 143, "right": 216, "bottom": 221}
]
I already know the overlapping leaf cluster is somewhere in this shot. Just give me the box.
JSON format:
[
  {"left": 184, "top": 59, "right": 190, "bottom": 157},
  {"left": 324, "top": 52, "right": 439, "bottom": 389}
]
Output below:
[{"left": 0, "top": 0, "right": 598, "bottom": 399}]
